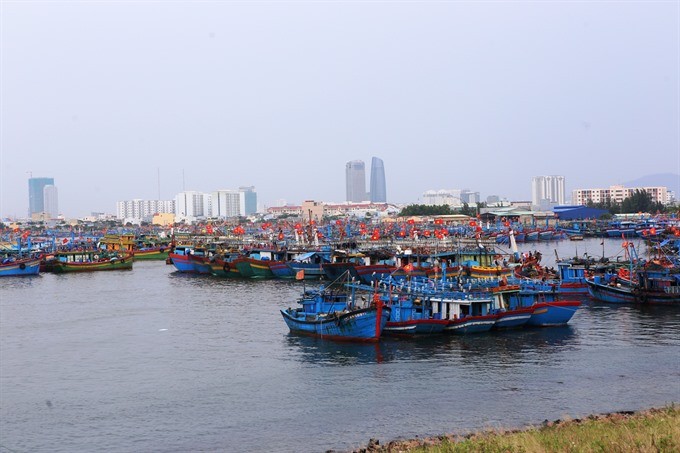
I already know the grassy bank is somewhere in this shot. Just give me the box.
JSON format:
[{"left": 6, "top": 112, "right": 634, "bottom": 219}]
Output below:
[{"left": 354, "top": 405, "right": 678, "bottom": 452}]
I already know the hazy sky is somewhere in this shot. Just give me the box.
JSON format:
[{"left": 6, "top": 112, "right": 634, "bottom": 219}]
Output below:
[{"left": 1, "top": 1, "right": 678, "bottom": 218}]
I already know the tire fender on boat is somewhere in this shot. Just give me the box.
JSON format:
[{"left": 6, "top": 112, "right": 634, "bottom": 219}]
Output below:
[
  {"left": 94, "top": 255, "right": 100, "bottom": 260},
  {"left": 19, "top": 262, "right": 26, "bottom": 270}
]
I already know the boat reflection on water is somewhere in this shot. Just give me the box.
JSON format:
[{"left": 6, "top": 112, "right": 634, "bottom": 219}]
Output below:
[
  {"left": 284, "top": 325, "right": 579, "bottom": 367},
  {"left": 460, "top": 325, "right": 576, "bottom": 355},
  {"left": 284, "top": 335, "right": 389, "bottom": 365}
]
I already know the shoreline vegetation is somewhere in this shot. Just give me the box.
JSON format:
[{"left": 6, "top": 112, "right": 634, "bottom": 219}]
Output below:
[{"left": 346, "top": 405, "right": 678, "bottom": 453}]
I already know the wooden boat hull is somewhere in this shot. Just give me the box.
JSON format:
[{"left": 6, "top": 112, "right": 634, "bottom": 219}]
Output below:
[
  {"left": 385, "top": 318, "right": 449, "bottom": 336},
  {"left": 466, "top": 265, "right": 513, "bottom": 279},
  {"left": 492, "top": 308, "right": 534, "bottom": 329},
  {"left": 168, "top": 253, "right": 211, "bottom": 274},
  {"left": 526, "top": 301, "right": 581, "bottom": 326},
  {"left": 286, "top": 262, "right": 326, "bottom": 279},
  {"left": 280, "top": 306, "right": 391, "bottom": 342},
  {"left": 268, "top": 261, "right": 295, "bottom": 279},
  {"left": 133, "top": 248, "right": 170, "bottom": 261},
  {"left": 0, "top": 258, "right": 41, "bottom": 276},
  {"left": 51, "top": 257, "right": 133, "bottom": 273},
  {"left": 232, "top": 257, "right": 274, "bottom": 279},
  {"left": 586, "top": 279, "right": 636, "bottom": 304},
  {"left": 445, "top": 315, "right": 497, "bottom": 334}
]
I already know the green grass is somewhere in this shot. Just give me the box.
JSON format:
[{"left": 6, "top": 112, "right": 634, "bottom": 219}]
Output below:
[{"left": 370, "top": 406, "right": 679, "bottom": 453}]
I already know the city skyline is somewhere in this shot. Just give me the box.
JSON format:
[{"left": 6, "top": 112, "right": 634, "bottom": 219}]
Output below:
[
  {"left": 1, "top": 2, "right": 678, "bottom": 218},
  {"left": 10, "top": 171, "right": 680, "bottom": 221}
]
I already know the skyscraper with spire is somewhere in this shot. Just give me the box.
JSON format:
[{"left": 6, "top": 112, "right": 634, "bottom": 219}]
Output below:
[{"left": 369, "top": 157, "right": 386, "bottom": 202}]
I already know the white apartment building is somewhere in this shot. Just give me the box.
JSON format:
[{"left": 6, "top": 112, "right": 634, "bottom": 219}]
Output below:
[
  {"left": 211, "top": 189, "right": 244, "bottom": 218},
  {"left": 422, "top": 189, "right": 463, "bottom": 207},
  {"left": 532, "top": 175, "right": 566, "bottom": 208},
  {"left": 572, "top": 185, "right": 669, "bottom": 205},
  {"left": 174, "top": 191, "right": 211, "bottom": 223},
  {"left": 116, "top": 199, "right": 175, "bottom": 222}
]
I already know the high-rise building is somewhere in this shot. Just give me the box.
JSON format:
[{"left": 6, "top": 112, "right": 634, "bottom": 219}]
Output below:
[
  {"left": 532, "top": 175, "right": 566, "bottom": 208},
  {"left": 461, "top": 189, "right": 481, "bottom": 205},
  {"left": 116, "top": 199, "right": 175, "bottom": 221},
  {"left": 345, "top": 160, "right": 366, "bottom": 202},
  {"left": 212, "top": 190, "right": 242, "bottom": 218},
  {"left": 28, "top": 177, "right": 55, "bottom": 215},
  {"left": 175, "top": 191, "right": 210, "bottom": 223},
  {"left": 369, "top": 157, "right": 387, "bottom": 202},
  {"left": 43, "top": 185, "right": 59, "bottom": 218},
  {"left": 239, "top": 186, "right": 257, "bottom": 215}
]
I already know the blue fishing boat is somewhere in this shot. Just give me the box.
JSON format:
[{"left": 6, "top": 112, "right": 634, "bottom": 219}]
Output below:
[
  {"left": 379, "top": 293, "right": 449, "bottom": 335},
  {"left": 490, "top": 285, "right": 534, "bottom": 329},
  {"left": 433, "top": 294, "right": 498, "bottom": 334},
  {"left": 516, "top": 284, "right": 581, "bottom": 326},
  {"left": 0, "top": 257, "right": 41, "bottom": 276},
  {"left": 280, "top": 288, "right": 391, "bottom": 342},
  {"left": 634, "top": 261, "right": 680, "bottom": 305},
  {"left": 168, "top": 246, "right": 212, "bottom": 274},
  {"left": 286, "top": 251, "right": 331, "bottom": 280},
  {"left": 586, "top": 274, "right": 636, "bottom": 304}
]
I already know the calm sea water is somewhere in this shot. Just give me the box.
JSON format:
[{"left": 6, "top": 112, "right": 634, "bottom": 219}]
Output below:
[{"left": 1, "top": 238, "right": 679, "bottom": 453}]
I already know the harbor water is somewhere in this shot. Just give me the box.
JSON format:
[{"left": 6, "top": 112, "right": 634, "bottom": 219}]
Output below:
[{"left": 1, "top": 238, "right": 679, "bottom": 452}]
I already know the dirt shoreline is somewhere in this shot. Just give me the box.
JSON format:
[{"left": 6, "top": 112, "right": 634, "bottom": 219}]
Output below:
[{"left": 341, "top": 406, "right": 676, "bottom": 453}]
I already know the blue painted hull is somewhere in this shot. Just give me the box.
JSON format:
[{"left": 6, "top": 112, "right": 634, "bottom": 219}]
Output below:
[
  {"left": 526, "top": 301, "right": 581, "bottom": 326},
  {"left": 280, "top": 306, "right": 391, "bottom": 342},
  {"left": 493, "top": 309, "right": 533, "bottom": 329},
  {"left": 287, "top": 262, "right": 327, "bottom": 279},
  {"left": 445, "top": 316, "right": 497, "bottom": 334},
  {"left": 385, "top": 319, "right": 448, "bottom": 336},
  {"left": 269, "top": 262, "right": 295, "bottom": 279},
  {"left": 0, "top": 259, "right": 40, "bottom": 276},
  {"left": 586, "top": 280, "right": 636, "bottom": 303},
  {"left": 169, "top": 254, "right": 211, "bottom": 274}
]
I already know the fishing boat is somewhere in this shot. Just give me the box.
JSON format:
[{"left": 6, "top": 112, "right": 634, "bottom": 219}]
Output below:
[
  {"left": 585, "top": 274, "right": 637, "bottom": 304},
  {"left": 210, "top": 252, "right": 241, "bottom": 278},
  {"left": 51, "top": 253, "right": 133, "bottom": 273},
  {"left": 433, "top": 294, "right": 498, "bottom": 334},
  {"left": 634, "top": 261, "right": 680, "bottom": 305},
  {"left": 489, "top": 285, "right": 534, "bottom": 329},
  {"left": 378, "top": 293, "right": 449, "bottom": 335},
  {"left": 0, "top": 257, "right": 41, "bottom": 276},
  {"left": 322, "top": 251, "right": 363, "bottom": 281},
  {"left": 280, "top": 288, "right": 391, "bottom": 342},
  {"left": 286, "top": 251, "right": 331, "bottom": 280},
  {"left": 132, "top": 245, "right": 171, "bottom": 261},
  {"left": 231, "top": 254, "right": 272, "bottom": 279},
  {"left": 516, "top": 283, "right": 581, "bottom": 326},
  {"left": 168, "top": 246, "right": 212, "bottom": 274}
]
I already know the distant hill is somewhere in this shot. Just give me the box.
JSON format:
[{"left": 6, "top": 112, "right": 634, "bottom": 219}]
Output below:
[{"left": 622, "top": 173, "right": 680, "bottom": 194}]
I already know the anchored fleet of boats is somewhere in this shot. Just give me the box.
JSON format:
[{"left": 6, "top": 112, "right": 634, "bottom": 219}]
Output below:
[{"left": 2, "top": 218, "right": 678, "bottom": 342}]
